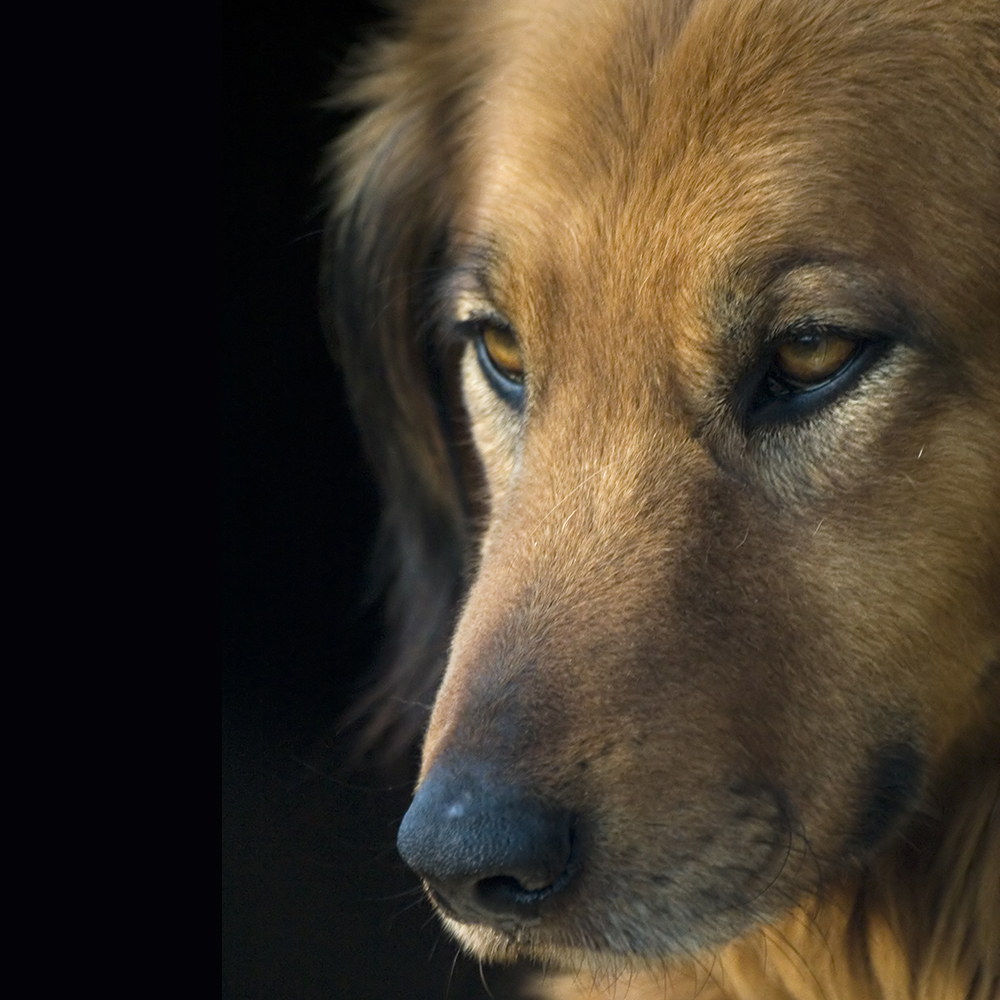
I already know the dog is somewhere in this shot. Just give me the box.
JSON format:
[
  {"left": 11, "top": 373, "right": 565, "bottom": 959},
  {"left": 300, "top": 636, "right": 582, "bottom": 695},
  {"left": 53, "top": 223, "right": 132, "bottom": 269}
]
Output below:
[{"left": 321, "top": 1, "right": 999, "bottom": 997}]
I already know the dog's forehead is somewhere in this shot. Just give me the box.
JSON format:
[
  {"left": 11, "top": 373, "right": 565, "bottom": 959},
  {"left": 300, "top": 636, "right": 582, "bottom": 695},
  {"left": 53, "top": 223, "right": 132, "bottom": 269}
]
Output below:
[{"left": 451, "top": 0, "right": 999, "bottom": 360}]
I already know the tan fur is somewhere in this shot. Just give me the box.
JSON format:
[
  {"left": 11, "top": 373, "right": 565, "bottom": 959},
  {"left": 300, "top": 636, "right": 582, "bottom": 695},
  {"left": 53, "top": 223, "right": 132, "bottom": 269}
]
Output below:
[
  {"left": 534, "top": 710, "right": 999, "bottom": 999},
  {"left": 324, "top": 1, "right": 1000, "bottom": 997}
]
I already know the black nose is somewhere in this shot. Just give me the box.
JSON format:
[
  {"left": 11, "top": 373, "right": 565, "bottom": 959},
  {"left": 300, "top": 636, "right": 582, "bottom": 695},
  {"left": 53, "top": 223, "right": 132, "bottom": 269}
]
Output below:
[{"left": 397, "top": 760, "right": 575, "bottom": 929}]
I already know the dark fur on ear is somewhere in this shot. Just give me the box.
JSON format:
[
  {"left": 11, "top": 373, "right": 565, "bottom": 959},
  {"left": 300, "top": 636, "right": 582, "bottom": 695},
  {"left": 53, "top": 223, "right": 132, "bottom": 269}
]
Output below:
[{"left": 319, "top": 15, "right": 473, "bottom": 758}]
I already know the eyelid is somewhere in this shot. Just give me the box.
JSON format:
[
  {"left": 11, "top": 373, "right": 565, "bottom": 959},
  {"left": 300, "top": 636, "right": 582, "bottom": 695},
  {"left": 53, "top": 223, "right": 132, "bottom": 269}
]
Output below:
[
  {"left": 751, "top": 263, "right": 911, "bottom": 337},
  {"left": 455, "top": 311, "right": 505, "bottom": 335},
  {"left": 450, "top": 306, "right": 512, "bottom": 346},
  {"left": 451, "top": 284, "right": 508, "bottom": 330}
]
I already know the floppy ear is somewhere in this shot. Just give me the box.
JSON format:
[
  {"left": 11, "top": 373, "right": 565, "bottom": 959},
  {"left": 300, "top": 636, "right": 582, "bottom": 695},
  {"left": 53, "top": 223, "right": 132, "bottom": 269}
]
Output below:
[{"left": 320, "top": 27, "right": 471, "bottom": 758}]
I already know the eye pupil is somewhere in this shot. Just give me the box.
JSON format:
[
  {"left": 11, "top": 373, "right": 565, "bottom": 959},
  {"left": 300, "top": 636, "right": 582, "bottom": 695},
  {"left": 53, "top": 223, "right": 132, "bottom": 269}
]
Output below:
[
  {"left": 774, "top": 332, "right": 856, "bottom": 385},
  {"left": 482, "top": 326, "right": 524, "bottom": 381}
]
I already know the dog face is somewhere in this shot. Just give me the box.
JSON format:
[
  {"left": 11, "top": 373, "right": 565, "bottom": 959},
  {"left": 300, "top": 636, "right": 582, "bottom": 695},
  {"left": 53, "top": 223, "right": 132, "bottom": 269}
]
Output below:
[{"left": 325, "top": 0, "right": 999, "bottom": 977}]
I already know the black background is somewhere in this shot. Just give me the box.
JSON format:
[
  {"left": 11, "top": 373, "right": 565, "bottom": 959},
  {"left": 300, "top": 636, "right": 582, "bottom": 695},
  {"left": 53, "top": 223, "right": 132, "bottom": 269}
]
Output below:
[{"left": 221, "top": 2, "right": 525, "bottom": 997}]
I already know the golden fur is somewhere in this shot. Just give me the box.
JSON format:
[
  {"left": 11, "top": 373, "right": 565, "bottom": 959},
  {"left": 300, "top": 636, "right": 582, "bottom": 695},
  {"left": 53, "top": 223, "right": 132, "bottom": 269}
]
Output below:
[{"left": 322, "top": 1, "right": 1000, "bottom": 997}]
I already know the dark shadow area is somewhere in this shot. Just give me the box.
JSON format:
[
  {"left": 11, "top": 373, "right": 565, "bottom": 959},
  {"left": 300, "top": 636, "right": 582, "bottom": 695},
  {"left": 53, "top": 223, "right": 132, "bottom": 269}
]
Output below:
[{"left": 221, "top": 2, "right": 527, "bottom": 996}]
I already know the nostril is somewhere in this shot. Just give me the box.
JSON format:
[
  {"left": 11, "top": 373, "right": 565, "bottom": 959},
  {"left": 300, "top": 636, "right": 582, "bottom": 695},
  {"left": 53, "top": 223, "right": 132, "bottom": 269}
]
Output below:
[
  {"left": 478, "top": 874, "right": 528, "bottom": 898},
  {"left": 476, "top": 874, "right": 542, "bottom": 911},
  {"left": 475, "top": 858, "right": 574, "bottom": 909}
]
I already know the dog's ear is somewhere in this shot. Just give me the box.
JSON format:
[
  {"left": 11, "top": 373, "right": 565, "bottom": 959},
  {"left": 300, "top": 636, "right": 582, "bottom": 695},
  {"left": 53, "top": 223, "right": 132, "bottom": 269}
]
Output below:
[{"left": 320, "top": 27, "right": 470, "bottom": 759}]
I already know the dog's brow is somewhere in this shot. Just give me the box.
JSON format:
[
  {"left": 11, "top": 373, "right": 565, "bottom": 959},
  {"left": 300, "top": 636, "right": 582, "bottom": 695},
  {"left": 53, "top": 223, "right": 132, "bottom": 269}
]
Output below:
[
  {"left": 453, "top": 289, "right": 498, "bottom": 324},
  {"left": 451, "top": 239, "right": 502, "bottom": 283},
  {"left": 440, "top": 250, "right": 503, "bottom": 322},
  {"left": 722, "top": 259, "right": 913, "bottom": 344}
]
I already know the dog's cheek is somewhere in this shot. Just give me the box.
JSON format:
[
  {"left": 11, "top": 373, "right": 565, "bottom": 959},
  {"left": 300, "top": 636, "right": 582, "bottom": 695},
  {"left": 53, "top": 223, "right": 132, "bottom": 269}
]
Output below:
[{"left": 798, "top": 400, "right": 1000, "bottom": 752}]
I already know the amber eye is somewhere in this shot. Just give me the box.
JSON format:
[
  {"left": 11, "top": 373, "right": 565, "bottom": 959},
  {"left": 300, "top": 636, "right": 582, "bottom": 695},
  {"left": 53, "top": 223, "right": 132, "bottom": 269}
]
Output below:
[
  {"left": 480, "top": 325, "right": 525, "bottom": 382},
  {"left": 773, "top": 332, "right": 857, "bottom": 385}
]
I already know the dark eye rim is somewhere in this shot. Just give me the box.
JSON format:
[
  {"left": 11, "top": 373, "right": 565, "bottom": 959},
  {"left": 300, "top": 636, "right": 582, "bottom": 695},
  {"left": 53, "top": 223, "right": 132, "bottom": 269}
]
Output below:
[
  {"left": 472, "top": 323, "right": 526, "bottom": 408},
  {"left": 741, "top": 328, "right": 892, "bottom": 428}
]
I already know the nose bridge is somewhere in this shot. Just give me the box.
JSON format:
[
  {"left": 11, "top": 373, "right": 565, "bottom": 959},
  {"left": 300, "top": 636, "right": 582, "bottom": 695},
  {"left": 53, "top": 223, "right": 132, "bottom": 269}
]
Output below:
[
  {"left": 507, "top": 384, "right": 699, "bottom": 578},
  {"left": 421, "top": 400, "right": 704, "bottom": 775}
]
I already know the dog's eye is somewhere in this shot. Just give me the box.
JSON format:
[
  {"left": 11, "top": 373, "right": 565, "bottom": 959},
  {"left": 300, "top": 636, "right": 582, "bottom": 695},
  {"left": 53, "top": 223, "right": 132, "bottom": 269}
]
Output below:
[
  {"left": 745, "top": 326, "right": 888, "bottom": 426},
  {"left": 772, "top": 332, "right": 857, "bottom": 387},
  {"left": 481, "top": 326, "right": 524, "bottom": 381},
  {"left": 475, "top": 324, "right": 526, "bottom": 404}
]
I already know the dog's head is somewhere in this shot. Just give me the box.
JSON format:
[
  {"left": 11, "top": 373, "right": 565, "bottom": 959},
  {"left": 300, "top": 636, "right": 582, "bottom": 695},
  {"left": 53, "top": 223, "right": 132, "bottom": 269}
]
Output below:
[{"left": 323, "top": 0, "right": 1000, "bottom": 970}]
